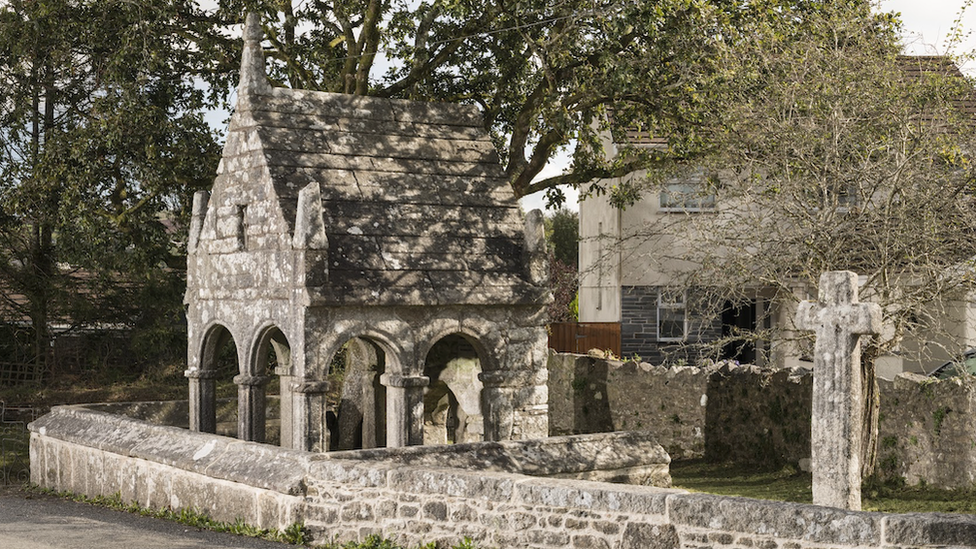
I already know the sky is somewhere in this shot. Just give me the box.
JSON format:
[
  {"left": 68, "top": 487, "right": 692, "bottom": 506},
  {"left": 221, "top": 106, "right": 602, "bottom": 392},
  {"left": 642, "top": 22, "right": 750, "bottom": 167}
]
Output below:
[{"left": 518, "top": 0, "right": 976, "bottom": 213}]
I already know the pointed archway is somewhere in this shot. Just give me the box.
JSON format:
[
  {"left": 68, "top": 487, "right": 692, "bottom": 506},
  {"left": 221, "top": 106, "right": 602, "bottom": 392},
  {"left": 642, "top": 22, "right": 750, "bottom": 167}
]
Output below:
[
  {"left": 331, "top": 337, "right": 387, "bottom": 450},
  {"left": 422, "top": 334, "right": 485, "bottom": 444},
  {"left": 244, "top": 326, "right": 290, "bottom": 445},
  {"left": 190, "top": 324, "right": 239, "bottom": 435}
]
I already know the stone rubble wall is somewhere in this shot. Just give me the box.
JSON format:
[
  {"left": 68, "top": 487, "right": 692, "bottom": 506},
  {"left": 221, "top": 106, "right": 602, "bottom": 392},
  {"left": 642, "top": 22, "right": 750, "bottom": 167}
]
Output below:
[
  {"left": 877, "top": 373, "right": 976, "bottom": 488},
  {"left": 548, "top": 353, "right": 711, "bottom": 460},
  {"left": 550, "top": 352, "right": 976, "bottom": 488},
  {"left": 29, "top": 405, "right": 976, "bottom": 548}
]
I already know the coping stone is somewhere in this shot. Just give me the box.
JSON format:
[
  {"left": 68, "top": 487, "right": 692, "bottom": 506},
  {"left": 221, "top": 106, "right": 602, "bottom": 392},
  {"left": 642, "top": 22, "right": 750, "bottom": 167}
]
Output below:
[
  {"left": 516, "top": 476, "right": 675, "bottom": 515},
  {"left": 386, "top": 466, "right": 516, "bottom": 501},
  {"left": 666, "top": 493, "right": 882, "bottom": 545},
  {"left": 883, "top": 513, "right": 976, "bottom": 546}
]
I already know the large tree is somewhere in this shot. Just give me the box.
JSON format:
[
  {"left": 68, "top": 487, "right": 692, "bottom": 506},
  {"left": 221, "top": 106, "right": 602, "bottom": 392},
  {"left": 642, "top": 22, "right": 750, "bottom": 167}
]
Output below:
[
  {"left": 199, "top": 0, "right": 856, "bottom": 205},
  {"left": 0, "top": 0, "right": 221, "bottom": 374},
  {"left": 620, "top": 2, "right": 976, "bottom": 477}
]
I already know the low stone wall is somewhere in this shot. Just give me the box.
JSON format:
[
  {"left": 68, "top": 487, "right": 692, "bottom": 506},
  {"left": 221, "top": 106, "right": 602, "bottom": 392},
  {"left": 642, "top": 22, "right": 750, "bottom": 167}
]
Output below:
[
  {"left": 548, "top": 353, "right": 811, "bottom": 464},
  {"left": 877, "top": 373, "right": 976, "bottom": 487},
  {"left": 549, "top": 351, "right": 976, "bottom": 488},
  {"left": 704, "top": 365, "right": 811, "bottom": 466},
  {"left": 548, "top": 353, "right": 710, "bottom": 459},
  {"left": 333, "top": 430, "right": 671, "bottom": 487},
  {"left": 30, "top": 405, "right": 976, "bottom": 548}
]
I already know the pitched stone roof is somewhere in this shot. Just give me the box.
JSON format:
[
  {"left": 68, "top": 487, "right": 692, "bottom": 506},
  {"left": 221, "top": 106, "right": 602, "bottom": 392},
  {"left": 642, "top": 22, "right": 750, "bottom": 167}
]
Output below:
[{"left": 214, "top": 14, "right": 545, "bottom": 307}]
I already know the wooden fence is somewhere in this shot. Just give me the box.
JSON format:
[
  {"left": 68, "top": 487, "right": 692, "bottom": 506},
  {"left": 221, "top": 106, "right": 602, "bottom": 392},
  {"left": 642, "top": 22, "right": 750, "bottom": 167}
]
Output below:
[{"left": 548, "top": 322, "right": 621, "bottom": 357}]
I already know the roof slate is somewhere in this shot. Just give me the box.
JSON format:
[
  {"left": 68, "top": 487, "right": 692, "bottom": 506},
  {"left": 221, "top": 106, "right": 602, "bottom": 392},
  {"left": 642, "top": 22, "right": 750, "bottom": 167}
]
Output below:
[{"left": 215, "top": 68, "right": 538, "bottom": 306}]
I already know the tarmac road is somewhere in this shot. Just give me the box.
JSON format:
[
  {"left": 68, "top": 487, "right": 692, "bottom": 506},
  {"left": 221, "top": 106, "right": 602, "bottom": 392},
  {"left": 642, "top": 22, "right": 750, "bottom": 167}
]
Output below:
[{"left": 0, "top": 486, "right": 298, "bottom": 549}]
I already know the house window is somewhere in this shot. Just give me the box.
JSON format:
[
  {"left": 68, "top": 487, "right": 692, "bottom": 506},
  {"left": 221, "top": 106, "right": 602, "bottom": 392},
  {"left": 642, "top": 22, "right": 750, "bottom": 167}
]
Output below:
[
  {"left": 657, "top": 288, "right": 687, "bottom": 342},
  {"left": 660, "top": 171, "right": 716, "bottom": 211}
]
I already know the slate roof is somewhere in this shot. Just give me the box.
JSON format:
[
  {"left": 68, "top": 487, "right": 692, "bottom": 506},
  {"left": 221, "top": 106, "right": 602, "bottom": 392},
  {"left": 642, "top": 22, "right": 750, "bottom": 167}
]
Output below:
[
  {"left": 215, "top": 16, "right": 545, "bottom": 307},
  {"left": 896, "top": 55, "right": 976, "bottom": 121}
]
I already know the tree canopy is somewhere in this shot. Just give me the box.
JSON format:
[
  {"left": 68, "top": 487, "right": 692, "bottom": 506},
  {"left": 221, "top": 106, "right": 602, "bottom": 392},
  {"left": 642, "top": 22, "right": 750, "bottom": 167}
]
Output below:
[
  {"left": 198, "top": 0, "right": 870, "bottom": 205},
  {"left": 637, "top": 3, "right": 976, "bottom": 362},
  {"left": 608, "top": 2, "right": 976, "bottom": 477},
  {"left": 0, "top": 0, "right": 220, "bottom": 371}
]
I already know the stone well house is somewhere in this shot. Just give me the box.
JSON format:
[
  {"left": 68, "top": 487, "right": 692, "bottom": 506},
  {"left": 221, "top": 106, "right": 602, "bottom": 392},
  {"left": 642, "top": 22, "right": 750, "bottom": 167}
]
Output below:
[
  {"left": 183, "top": 15, "right": 550, "bottom": 452},
  {"left": 579, "top": 57, "right": 976, "bottom": 377}
]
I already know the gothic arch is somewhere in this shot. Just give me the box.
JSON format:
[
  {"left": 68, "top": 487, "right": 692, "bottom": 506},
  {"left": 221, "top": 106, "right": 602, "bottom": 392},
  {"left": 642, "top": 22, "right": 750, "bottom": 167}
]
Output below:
[
  {"left": 417, "top": 325, "right": 497, "bottom": 374},
  {"left": 422, "top": 333, "right": 486, "bottom": 444},
  {"left": 235, "top": 324, "right": 292, "bottom": 445},
  {"left": 189, "top": 323, "right": 241, "bottom": 436},
  {"left": 330, "top": 335, "right": 389, "bottom": 450},
  {"left": 199, "top": 322, "right": 242, "bottom": 374}
]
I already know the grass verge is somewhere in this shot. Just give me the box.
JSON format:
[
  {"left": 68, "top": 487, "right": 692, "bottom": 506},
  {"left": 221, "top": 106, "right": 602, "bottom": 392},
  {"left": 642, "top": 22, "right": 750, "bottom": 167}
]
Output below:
[
  {"left": 27, "top": 487, "right": 311, "bottom": 545},
  {"left": 23, "top": 486, "right": 485, "bottom": 548},
  {"left": 670, "top": 459, "right": 976, "bottom": 515}
]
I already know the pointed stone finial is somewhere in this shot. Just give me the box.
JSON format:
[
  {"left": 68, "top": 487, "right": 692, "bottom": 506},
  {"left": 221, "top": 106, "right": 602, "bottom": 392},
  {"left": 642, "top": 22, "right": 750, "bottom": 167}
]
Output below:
[
  {"left": 239, "top": 12, "right": 271, "bottom": 96},
  {"left": 523, "top": 209, "right": 549, "bottom": 285}
]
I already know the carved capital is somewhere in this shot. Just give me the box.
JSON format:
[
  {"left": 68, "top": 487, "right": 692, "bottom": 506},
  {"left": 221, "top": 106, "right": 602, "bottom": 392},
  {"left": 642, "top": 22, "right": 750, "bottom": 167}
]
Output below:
[
  {"left": 233, "top": 374, "right": 270, "bottom": 387},
  {"left": 379, "top": 373, "right": 429, "bottom": 388},
  {"left": 291, "top": 380, "right": 330, "bottom": 394},
  {"left": 184, "top": 369, "right": 219, "bottom": 380}
]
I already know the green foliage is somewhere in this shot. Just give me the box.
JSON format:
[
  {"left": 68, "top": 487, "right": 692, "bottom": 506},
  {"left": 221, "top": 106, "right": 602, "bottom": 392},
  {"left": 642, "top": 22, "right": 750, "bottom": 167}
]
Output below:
[
  {"left": 211, "top": 0, "right": 862, "bottom": 203},
  {"left": 544, "top": 209, "right": 579, "bottom": 268},
  {"left": 548, "top": 258, "right": 579, "bottom": 323},
  {"left": 318, "top": 534, "right": 482, "bottom": 549},
  {"left": 879, "top": 453, "right": 900, "bottom": 474},
  {"left": 0, "top": 0, "right": 220, "bottom": 373}
]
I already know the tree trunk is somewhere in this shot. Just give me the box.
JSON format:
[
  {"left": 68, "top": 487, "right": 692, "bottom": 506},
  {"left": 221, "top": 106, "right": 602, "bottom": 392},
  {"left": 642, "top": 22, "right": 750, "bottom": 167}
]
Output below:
[
  {"left": 860, "top": 346, "right": 880, "bottom": 480},
  {"left": 28, "top": 221, "right": 54, "bottom": 380}
]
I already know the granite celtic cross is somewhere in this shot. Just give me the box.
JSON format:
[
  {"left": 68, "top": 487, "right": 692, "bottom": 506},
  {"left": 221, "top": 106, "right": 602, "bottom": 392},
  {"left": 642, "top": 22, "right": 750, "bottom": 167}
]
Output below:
[{"left": 794, "top": 271, "right": 881, "bottom": 510}]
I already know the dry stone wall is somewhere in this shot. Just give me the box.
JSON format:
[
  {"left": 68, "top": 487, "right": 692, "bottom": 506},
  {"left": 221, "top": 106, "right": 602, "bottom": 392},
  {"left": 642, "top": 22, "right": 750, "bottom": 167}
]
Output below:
[
  {"left": 548, "top": 353, "right": 710, "bottom": 460},
  {"left": 876, "top": 373, "right": 976, "bottom": 488},
  {"left": 550, "top": 351, "right": 976, "bottom": 488},
  {"left": 29, "top": 404, "right": 976, "bottom": 548}
]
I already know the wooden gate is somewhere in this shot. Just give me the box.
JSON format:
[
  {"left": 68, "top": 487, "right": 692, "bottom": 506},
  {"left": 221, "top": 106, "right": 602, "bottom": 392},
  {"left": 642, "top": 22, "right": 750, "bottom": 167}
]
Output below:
[{"left": 548, "top": 322, "right": 621, "bottom": 356}]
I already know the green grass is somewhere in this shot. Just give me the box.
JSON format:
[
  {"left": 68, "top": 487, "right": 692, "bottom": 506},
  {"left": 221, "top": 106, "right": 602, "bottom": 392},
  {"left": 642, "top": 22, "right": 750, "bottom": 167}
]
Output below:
[
  {"left": 671, "top": 459, "right": 976, "bottom": 515},
  {"left": 1, "top": 424, "right": 31, "bottom": 485},
  {"left": 862, "top": 482, "right": 976, "bottom": 514},
  {"left": 670, "top": 459, "right": 813, "bottom": 504},
  {"left": 27, "top": 487, "right": 311, "bottom": 545}
]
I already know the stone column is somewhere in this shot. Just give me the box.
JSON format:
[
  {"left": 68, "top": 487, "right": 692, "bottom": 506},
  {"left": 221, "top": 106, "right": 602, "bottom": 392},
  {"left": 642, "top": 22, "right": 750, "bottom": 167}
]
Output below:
[
  {"left": 380, "top": 373, "right": 428, "bottom": 447},
  {"left": 234, "top": 374, "right": 269, "bottom": 443},
  {"left": 795, "top": 271, "right": 881, "bottom": 510},
  {"left": 185, "top": 368, "right": 218, "bottom": 434},
  {"left": 289, "top": 379, "right": 330, "bottom": 452},
  {"left": 276, "top": 366, "right": 294, "bottom": 448},
  {"left": 480, "top": 368, "right": 551, "bottom": 441},
  {"left": 479, "top": 371, "right": 517, "bottom": 441},
  {"left": 361, "top": 370, "right": 380, "bottom": 449}
]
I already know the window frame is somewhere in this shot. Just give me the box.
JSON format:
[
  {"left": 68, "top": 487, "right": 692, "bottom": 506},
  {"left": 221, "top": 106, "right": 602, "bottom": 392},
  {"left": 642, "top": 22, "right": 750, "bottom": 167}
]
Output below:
[
  {"left": 657, "top": 288, "right": 688, "bottom": 342},
  {"left": 659, "top": 171, "right": 717, "bottom": 213}
]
